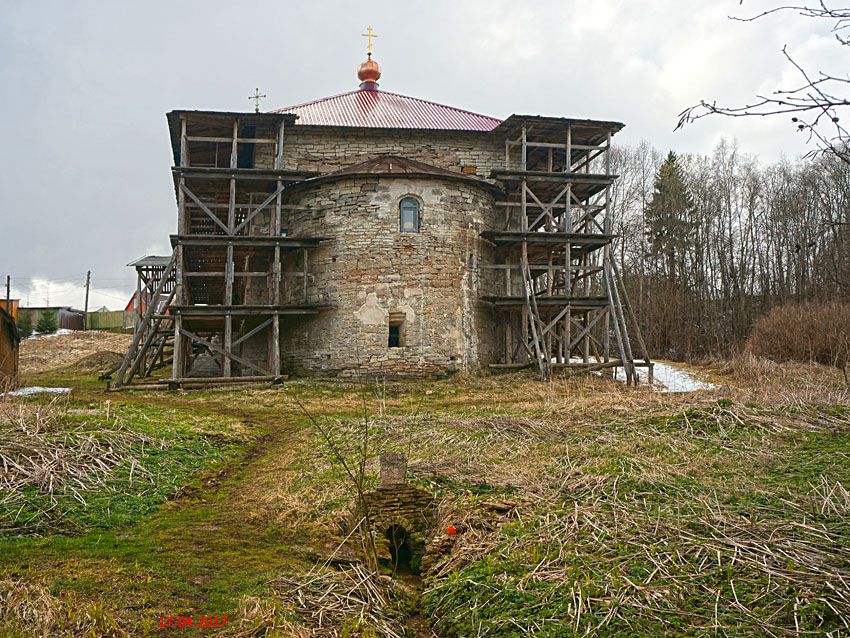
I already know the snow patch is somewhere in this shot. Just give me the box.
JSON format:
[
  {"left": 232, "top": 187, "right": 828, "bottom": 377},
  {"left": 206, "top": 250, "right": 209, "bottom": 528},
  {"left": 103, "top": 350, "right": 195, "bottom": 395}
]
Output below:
[
  {"left": 558, "top": 357, "right": 713, "bottom": 392},
  {"left": 3, "top": 386, "right": 71, "bottom": 397},
  {"left": 614, "top": 361, "right": 715, "bottom": 393},
  {"left": 29, "top": 328, "right": 74, "bottom": 339}
]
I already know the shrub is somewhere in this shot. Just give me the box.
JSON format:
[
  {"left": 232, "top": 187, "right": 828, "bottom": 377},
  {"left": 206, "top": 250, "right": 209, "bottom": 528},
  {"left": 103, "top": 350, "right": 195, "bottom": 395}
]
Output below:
[
  {"left": 35, "top": 309, "right": 57, "bottom": 334},
  {"left": 747, "top": 301, "right": 850, "bottom": 368},
  {"left": 16, "top": 311, "right": 32, "bottom": 338}
]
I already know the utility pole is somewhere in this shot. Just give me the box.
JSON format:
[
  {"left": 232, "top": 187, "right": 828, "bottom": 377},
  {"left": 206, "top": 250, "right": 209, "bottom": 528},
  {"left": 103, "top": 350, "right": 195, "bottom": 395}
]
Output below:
[
  {"left": 84, "top": 270, "right": 91, "bottom": 330},
  {"left": 4, "top": 275, "right": 9, "bottom": 310}
]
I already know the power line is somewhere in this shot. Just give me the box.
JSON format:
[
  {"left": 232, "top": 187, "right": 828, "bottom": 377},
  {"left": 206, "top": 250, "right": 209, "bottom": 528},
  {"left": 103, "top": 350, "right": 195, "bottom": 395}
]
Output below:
[
  {"left": 9, "top": 273, "right": 89, "bottom": 282},
  {"left": 89, "top": 288, "right": 131, "bottom": 302}
]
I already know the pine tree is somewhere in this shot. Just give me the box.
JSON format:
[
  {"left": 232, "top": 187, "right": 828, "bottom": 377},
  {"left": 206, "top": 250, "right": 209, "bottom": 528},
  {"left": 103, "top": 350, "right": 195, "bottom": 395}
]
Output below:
[
  {"left": 646, "top": 151, "right": 695, "bottom": 283},
  {"left": 36, "top": 309, "right": 58, "bottom": 334},
  {"left": 16, "top": 311, "right": 33, "bottom": 338}
]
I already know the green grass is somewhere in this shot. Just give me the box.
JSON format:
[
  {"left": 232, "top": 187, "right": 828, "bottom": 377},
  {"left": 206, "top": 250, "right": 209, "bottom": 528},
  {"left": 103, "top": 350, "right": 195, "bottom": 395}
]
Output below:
[
  {"left": 1, "top": 362, "right": 849, "bottom": 636},
  {"left": 420, "top": 405, "right": 850, "bottom": 637},
  {"left": 1, "top": 400, "right": 253, "bottom": 536}
]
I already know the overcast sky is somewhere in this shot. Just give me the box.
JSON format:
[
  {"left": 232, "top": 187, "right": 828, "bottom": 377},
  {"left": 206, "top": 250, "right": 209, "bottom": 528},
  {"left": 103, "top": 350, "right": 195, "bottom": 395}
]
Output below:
[{"left": 0, "top": 0, "right": 842, "bottom": 309}]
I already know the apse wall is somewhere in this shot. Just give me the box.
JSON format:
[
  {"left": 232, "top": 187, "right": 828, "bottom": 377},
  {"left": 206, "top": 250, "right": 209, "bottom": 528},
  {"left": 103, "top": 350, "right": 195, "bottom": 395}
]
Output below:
[{"left": 280, "top": 175, "right": 500, "bottom": 377}]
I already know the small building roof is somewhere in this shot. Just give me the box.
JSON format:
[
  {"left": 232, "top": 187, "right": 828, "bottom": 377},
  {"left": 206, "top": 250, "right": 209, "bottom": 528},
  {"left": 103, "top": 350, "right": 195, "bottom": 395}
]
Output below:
[
  {"left": 298, "top": 155, "right": 501, "bottom": 194},
  {"left": 127, "top": 255, "right": 171, "bottom": 268},
  {"left": 274, "top": 89, "right": 502, "bottom": 132}
]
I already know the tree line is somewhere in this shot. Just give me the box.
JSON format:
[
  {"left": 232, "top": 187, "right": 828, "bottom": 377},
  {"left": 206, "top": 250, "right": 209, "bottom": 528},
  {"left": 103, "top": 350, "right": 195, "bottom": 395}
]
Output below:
[{"left": 608, "top": 139, "right": 850, "bottom": 359}]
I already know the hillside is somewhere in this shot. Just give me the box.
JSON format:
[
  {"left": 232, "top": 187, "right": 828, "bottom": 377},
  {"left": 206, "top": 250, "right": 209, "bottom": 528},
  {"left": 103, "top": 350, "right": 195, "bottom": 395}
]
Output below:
[{"left": 1, "top": 332, "right": 848, "bottom": 637}]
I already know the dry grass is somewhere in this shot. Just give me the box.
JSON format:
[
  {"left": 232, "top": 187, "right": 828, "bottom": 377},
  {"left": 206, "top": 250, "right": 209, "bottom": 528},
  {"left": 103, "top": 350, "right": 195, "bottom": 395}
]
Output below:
[
  {"left": 277, "top": 363, "right": 850, "bottom": 636},
  {"left": 416, "top": 400, "right": 850, "bottom": 636},
  {"left": 270, "top": 564, "right": 410, "bottom": 638},
  {"left": 0, "top": 578, "right": 125, "bottom": 637},
  {"left": 0, "top": 397, "right": 164, "bottom": 534},
  {"left": 4, "top": 328, "right": 850, "bottom": 636},
  {"left": 229, "top": 595, "right": 313, "bottom": 637},
  {"left": 19, "top": 330, "right": 130, "bottom": 376},
  {"left": 709, "top": 351, "right": 850, "bottom": 404}
]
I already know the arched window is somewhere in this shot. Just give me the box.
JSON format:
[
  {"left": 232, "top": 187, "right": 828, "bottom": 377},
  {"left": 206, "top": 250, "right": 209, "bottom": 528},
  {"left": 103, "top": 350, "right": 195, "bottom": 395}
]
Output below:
[{"left": 399, "top": 197, "right": 420, "bottom": 233}]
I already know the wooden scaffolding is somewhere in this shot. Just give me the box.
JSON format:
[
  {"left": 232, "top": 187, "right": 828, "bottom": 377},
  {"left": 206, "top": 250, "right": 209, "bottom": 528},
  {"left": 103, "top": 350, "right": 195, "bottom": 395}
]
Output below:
[
  {"left": 112, "top": 110, "right": 322, "bottom": 389},
  {"left": 484, "top": 116, "right": 652, "bottom": 383}
]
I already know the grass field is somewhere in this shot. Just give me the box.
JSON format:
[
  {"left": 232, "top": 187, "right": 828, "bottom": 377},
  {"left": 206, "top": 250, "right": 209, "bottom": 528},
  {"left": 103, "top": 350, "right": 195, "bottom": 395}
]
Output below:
[{"left": 0, "top": 333, "right": 848, "bottom": 637}]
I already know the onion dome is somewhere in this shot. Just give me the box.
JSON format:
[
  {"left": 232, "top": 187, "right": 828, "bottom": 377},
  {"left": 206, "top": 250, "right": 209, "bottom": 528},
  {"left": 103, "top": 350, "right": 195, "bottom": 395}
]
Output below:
[{"left": 358, "top": 53, "right": 381, "bottom": 90}]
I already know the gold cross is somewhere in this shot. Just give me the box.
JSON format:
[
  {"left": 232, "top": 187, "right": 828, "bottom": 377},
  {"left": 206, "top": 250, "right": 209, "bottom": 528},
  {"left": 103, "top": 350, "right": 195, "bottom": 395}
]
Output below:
[
  {"left": 361, "top": 25, "right": 379, "bottom": 56},
  {"left": 248, "top": 88, "right": 267, "bottom": 113}
]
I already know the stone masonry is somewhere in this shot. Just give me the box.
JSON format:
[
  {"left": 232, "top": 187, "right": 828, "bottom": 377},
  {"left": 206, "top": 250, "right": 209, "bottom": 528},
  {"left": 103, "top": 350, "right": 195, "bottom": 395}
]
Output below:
[
  {"left": 245, "top": 122, "right": 507, "bottom": 377},
  {"left": 280, "top": 171, "right": 500, "bottom": 377}
]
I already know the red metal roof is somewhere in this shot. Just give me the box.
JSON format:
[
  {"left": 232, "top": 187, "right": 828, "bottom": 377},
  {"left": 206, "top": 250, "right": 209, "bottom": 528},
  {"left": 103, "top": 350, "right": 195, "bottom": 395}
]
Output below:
[{"left": 274, "top": 89, "right": 502, "bottom": 131}]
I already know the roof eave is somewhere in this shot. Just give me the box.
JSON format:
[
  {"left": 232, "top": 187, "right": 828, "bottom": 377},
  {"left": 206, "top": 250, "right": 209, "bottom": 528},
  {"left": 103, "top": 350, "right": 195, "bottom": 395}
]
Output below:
[
  {"left": 291, "top": 170, "right": 502, "bottom": 196},
  {"left": 493, "top": 114, "right": 625, "bottom": 137},
  {"left": 286, "top": 122, "right": 498, "bottom": 133}
]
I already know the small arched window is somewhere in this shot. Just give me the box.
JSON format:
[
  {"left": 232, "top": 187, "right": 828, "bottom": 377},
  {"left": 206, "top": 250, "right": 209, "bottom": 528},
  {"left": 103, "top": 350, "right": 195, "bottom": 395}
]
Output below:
[{"left": 399, "top": 197, "right": 420, "bottom": 233}]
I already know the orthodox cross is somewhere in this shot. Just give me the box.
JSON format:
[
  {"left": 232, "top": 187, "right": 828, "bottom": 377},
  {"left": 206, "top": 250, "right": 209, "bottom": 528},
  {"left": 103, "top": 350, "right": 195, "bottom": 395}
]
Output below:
[
  {"left": 248, "top": 88, "right": 267, "bottom": 113},
  {"left": 361, "top": 25, "right": 379, "bottom": 56}
]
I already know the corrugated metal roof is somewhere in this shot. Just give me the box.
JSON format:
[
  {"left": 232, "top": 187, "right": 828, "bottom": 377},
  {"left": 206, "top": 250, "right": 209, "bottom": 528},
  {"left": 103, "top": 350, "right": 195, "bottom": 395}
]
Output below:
[
  {"left": 127, "top": 255, "right": 171, "bottom": 268},
  {"left": 274, "top": 89, "right": 502, "bottom": 131}
]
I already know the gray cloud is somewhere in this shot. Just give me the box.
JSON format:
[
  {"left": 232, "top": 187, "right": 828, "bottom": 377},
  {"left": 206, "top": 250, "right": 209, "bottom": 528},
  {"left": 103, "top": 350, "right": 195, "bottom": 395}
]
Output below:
[{"left": 0, "top": 0, "right": 839, "bottom": 308}]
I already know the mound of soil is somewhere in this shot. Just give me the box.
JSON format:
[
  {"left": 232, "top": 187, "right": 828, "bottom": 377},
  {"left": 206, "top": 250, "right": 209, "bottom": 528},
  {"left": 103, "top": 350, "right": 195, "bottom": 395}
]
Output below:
[
  {"left": 20, "top": 331, "right": 132, "bottom": 376},
  {"left": 70, "top": 351, "right": 125, "bottom": 373}
]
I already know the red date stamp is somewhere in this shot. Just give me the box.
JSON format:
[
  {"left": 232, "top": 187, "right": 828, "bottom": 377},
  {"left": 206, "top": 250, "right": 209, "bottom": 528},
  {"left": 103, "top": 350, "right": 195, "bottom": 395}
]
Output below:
[{"left": 159, "top": 615, "right": 227, "bottom": 630}]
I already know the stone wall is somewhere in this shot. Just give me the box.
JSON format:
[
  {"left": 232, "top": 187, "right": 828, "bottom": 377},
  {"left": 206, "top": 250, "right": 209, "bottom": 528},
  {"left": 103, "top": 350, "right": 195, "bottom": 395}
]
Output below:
[
  {"left": 254, "top": 126, "right": 504, "bottom": 179},
  {"left": 280, "top": 175, "right": 500, "bottom": 376},
  {"left": 245, "top": 124, "right": 509, "bottom": 377},
  {"left": 361, "top": 484, "right": 437, "bottom": 536},
  {"left": 357, "top": 483, "right": 437, "bottom": 571}
]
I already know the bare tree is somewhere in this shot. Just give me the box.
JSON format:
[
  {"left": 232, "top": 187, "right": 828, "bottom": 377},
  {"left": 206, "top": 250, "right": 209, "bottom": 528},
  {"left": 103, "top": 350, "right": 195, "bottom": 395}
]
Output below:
[
  {"left": 676, "top": 2, "right": 850, "bottom": 163},
  {"left": 611, "top": 137, "right": 849, "bottom": 360}
]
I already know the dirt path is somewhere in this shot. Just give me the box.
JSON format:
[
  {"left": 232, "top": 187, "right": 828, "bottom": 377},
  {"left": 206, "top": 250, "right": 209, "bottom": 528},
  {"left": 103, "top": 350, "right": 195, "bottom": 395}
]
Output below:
[{"left": 0, "top": 383, "right": 356, "bottom": 633}]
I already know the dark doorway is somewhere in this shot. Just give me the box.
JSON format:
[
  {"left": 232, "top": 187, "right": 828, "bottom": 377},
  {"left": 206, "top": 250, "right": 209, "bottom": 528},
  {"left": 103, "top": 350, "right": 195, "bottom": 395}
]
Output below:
[{"left": 385, "top": 525, "right": 413, "bottom": 573}]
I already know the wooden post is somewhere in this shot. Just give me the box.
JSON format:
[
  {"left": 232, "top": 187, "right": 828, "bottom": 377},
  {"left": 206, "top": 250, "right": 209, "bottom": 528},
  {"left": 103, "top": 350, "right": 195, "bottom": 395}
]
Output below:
[
  {"left": 228, "top": 119, "right": 238, "bottom": 234},
  {"left": 505, "top": 314, "right": 513, "bottom": 363},
  {"left": 565, "top": 180, "right": 572, "bottom": 364},
  {"left": 604, "top": 131, "right": 612, "bottom": 235},
  {"left": 136, "top": 272, "right": 143, "bottom": 332},
  {"left": 172, "top": 314, "right": 184, "bottom": 380},
  {"left": 172, "top": 245, "right": 184, "bottom": 380},
  {"left": 546, "top": 252, "right": 553, "bottom": 358},
  {"left": 223, "top": 243, "right": 234, "bottom": 377},
  {"left": 520, "top": 182, "right": 528, "bottom": 232},
  {"left": 520, "top": 126, "right": 527, "bottom": 172},
  {"left": 83, "top": 270, "right": 91, "bottom": 329},
  {"left": 178, "top": 116, "right": 188, "bottom": 235},
  {"left": 179, "top": 116, "right": 188, "bottom": 167},
  {"left": 273, "top": 180, "right": 282, "bottom": 237},
  {"left": 274, "top": 118, "right": 285, "bottom": 170},
  {"left": 302, "top": 249, "right": 308, "bottom": 303},
  {"left": 272, "top": 245, "right": 281, "bottom": 374}
]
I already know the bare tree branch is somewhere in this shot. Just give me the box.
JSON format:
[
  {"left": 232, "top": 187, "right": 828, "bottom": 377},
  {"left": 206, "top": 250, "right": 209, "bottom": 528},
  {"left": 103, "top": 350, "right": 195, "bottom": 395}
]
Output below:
[{"left": 677, "top": 2, "right": 850, "bottom": 163}]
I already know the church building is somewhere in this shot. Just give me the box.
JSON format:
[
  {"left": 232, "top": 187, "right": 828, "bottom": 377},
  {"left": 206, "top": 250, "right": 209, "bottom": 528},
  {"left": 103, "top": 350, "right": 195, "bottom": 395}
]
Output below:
[{"left": 113, "top": 32, "right": 650, "bottom": 387}]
